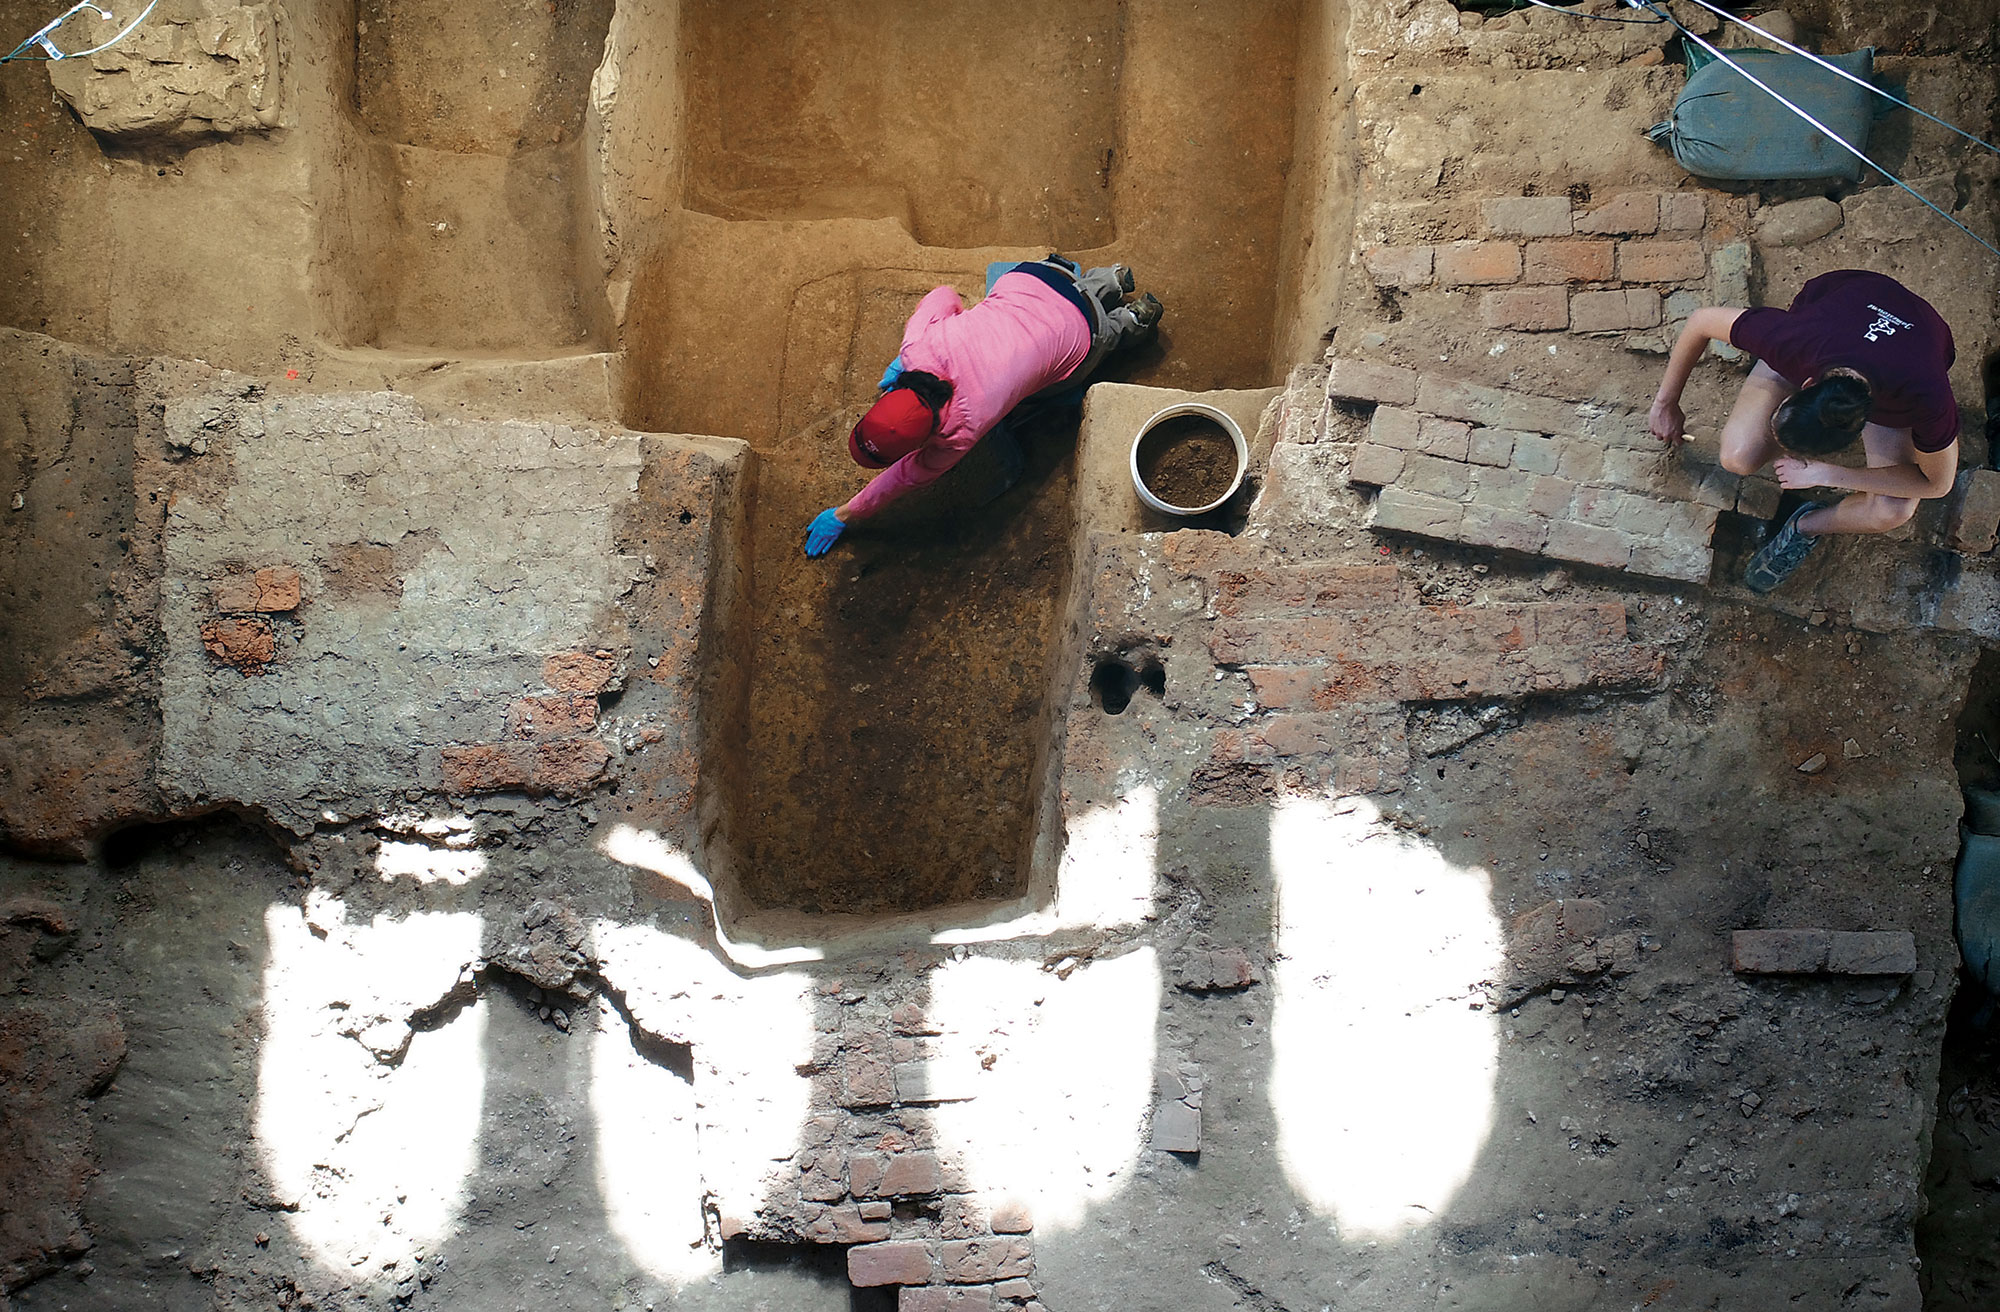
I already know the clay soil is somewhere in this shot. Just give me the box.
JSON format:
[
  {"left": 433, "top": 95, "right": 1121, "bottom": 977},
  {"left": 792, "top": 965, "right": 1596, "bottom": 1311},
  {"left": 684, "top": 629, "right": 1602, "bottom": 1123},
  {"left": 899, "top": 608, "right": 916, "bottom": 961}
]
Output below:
[{"left": 1136, "top": 413, "right": 1240, "bottom": 509}]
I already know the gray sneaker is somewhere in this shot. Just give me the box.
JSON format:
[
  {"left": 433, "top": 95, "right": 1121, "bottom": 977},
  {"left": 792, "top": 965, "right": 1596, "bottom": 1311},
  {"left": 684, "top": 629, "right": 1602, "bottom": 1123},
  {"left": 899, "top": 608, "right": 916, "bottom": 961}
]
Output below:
[{"left": 1743, "top": 501, "right": 1824, "bottom": 594}]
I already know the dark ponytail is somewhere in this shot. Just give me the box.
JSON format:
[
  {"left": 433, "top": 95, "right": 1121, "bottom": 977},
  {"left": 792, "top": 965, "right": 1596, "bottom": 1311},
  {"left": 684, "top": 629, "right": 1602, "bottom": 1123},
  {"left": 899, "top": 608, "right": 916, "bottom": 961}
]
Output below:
[
  {"left": 1774, "top": 373, "right": 1871, "bottom": 455},
  {"left": 897, "top": 369, "right": 953, "bottom": 418}
]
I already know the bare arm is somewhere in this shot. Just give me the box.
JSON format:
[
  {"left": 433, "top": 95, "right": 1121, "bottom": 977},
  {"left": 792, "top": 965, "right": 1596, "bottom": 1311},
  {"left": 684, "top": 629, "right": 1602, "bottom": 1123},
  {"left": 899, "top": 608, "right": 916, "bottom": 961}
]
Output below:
[
  {"left": 1774, "top": 434, "right": 1959, "bottom": 499},
  {"left": 1650, "top": 306, "right": 1748, "bottom": 444}
]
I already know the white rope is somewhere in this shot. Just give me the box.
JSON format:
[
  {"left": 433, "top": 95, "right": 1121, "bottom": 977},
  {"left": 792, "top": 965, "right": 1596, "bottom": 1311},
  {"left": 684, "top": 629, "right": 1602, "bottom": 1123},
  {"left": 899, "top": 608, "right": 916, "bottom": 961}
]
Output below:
[
  {"left": 1641, "top": 2, "right": 2000, "bottom": 263},
  {"left": 1670, "top": 0, "right": 2000, "bottom": 160},
  {"left": 4, "top": 0, "right": 159, "bottom": 63}
]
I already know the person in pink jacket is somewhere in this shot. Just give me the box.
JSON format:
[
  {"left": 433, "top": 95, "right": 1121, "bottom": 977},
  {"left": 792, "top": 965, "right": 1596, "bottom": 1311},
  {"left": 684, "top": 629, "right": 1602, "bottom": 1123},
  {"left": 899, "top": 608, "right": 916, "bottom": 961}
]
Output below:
[{"left": 804, "top": 257, "right": 1162, "bottom": 556}]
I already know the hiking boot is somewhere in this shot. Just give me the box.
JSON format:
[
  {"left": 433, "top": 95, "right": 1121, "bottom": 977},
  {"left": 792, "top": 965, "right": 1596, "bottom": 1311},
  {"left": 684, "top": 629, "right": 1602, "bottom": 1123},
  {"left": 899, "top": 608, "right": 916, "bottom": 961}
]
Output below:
[
  {"left": 1132, "top": 292, "right": 1164, "bottom": 330},
  {"left": 1743, "top": 501, "right": 1824, "bottom": 594},
  {"left": 1113, "top": 264, "right": 1135, "bottom": 294}
]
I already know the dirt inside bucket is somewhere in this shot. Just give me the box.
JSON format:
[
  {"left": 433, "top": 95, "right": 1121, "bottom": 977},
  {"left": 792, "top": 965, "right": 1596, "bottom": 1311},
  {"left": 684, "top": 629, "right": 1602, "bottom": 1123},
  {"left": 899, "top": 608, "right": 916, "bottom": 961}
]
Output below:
[{"left": 1136, "top": 414, "right": 1241, "bottom": 510}]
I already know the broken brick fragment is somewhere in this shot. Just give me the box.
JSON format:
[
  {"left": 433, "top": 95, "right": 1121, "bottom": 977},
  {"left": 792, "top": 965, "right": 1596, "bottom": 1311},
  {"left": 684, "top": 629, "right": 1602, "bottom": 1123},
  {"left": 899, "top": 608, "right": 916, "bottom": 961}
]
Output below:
[
  {"left": 544, "top": 650, "right": 617, "bottom": 693},
  {"left": 199, "top": 616, "right": 275, "bottom": 672},
  {"left": 441, "top": 743, "right": 534, "bottom": 794},
  {"left": 531, "top": 737, "right": 611, "bottom": 795},
  {"left": 507, "top": 693, "right": 598, "bottom": 739}
]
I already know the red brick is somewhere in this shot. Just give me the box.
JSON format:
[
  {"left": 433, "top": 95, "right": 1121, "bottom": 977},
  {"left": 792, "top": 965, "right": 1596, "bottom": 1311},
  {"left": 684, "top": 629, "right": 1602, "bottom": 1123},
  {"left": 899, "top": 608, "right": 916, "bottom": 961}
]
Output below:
[
  {"left": 199, "top": 616, "right": 275, "bottom": 672},
  {"left": 1362, "top": 245, "right": 1434, "bottom": 287},
  {"left": 1826, "top": 931, "right": 1917, "bottom": 975},
  {"left": 852, "top": 1151, "right": 942, "bottom": 1199},
  {"left": 1211, "top": 617, "right": 1353, "bottom": 666},
  {"left": 1522, "top": 239, "right": 1614, "bottom": 284},
  {"left": 544, "top": 650, "right": 616, "bottom": 693},
  {"left": 1574, "top": 192, "right": 1659, "bottom": 235},
  {"left": 939, "top": 1238, "right": 1034, "bottom": 1284},
  {"left": 1569, "top": 289, "right": 1661, "bottom": 333},
  {"left": 211, "top": 566, "right": 301, "bottom": 613},
  {"left": 1480, "top": 287, "right": 1568, "bottom": 331},
  {"left": 1419, "top": 418, "right": 1472, "bottom": 460},
  {"left": 1731, "top": 929, "right": 1831, "bottom": 974},
  {"left": 901, "top": 1289, "right": 997, "bottom": 1312},
  {"left": 531, "top": 737, "right": 610, "bottom": 795},
  {"left": 989, "top": 1201, "right": 1033, "bottom": 1234},
  {"left": 1215, "top": 564, "right": 1403, "bottom": 617},
  {"left": 1327, "top": 358, "right": 1419, "bottom": 406},
  {"left": 849, "top": 1241, "right": 934, "bottom": 1287},
  {"left": 1435, "top": 240, "right": 1522, "bottom": 286},
  {"left": 1617, "top": 239, "right": 1706, "bottom": 283},
  {"left": 1368, "top": 405, "right": 1423, "bottom": 451},
  {"left": 1243, "top": 666, "right": 1321, "bottom": 710},
  {"left": 507, "top": 693, "right": 598, "bottom": 739},
  {"left": 1660, "top": 192, "right": 1705, "bottom": 230},
  {"left": 1482, "top": 195, "right": 1572, "bottom": 237},
  {"left": 442, "top": 742, "right": 533, "bottom": 794},
  {"left": 993, "top": 1277, "right": 1038, "bottom": 1298},
  {"left": 802, "top": 1205, "right": 890, "bottom": 1245}
]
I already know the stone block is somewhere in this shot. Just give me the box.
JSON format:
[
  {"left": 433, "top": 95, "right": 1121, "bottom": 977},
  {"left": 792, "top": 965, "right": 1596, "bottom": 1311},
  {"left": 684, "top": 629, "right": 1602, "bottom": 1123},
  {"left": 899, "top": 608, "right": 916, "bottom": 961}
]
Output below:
[
  {"left": 1522, "top": 240, "right": 1614, "bottom": 285},
  {"left": 1570, "top": 289, "right": 1662, "bottom": 333},
  {"left": 1627, "top": 538, "right": 1712, "bottom": 582},
  {"left": 507, "top": 693, "right": 598, "bottom": 739},
  {"left": 940, "top": 1238, "right": 1034, "bottom": 1283},
  {"left": 1483, "top": 195, "right": 1573, "bottom": 237},
  {"left": 1732, "top": 929, "right": 1830, "bottom": 974},
  {"left": 1574, "top": 192, "right": 1659, "bottom": 235},
  {"left": 1459, "top": 505, "right": 1550, "bottom": 554},
  {"left": 1372, "top": 486, "right": 1464, "bottom": 536},
  {"left": 1436, "top": 241, "right": 1522, "bottom": 287},
  {"left": 1710, "top": 241, "right": 1753, "bottom": 309},
  {"left": 1511, "top": 433, "right": 1561, "bottom": 475},
  {"left": 1151, "top": 1100, "right": 1201, "bottom": 1152},
  {"left": 1950, "top": 468, "right": 2000, "bottom": 553},
  {"left": 1618, "top": 239, "right": 1706, "bottom": 283},
  {"left": 1659, "top": 192, "right": 1705, "bottom": 230},
  {"left": 1755, "top": 196, "right": 1844, "bottom": 247},
  {"left": 1419, "top": 417, "right": 1473, "bottom": 461},
  {"left": 45, "top": 3, "right": 282, "bottom": 140},
  {"left": 1470, "top": 465, "right": 1538, "bottom": 512},
  {"left": 1481, "top": 287, "right": 1568, "bottom": 331},
  {"left": 1364, "top": 245, "right": 1435, "bottom": 288},
  {"left": 1468, "top": 428, "right": 1517, "bottom": 467},
  {"left": 1527, "top": 475, "right": 1577, "bottom": 519},
  {"left": 1402, "top": 454, "right": 1473, "bottom": 501},
  {"left": 1736, "top": 476, "right": 1783, "bottom": 520},
  {"left": 1328, "top": 359, "right": 1420, "bottom": 406},
  {"left": 850, "top": 1241, "right": 935, "bottom": 1287},
  {"left": 1370, "top": 405, "right": 1424, "bottom": 451},
  {"left": 1826, "top": 931, "right": 1918, "bottom": 976},
  {"left": 545, "top": 650, "right": 617, "bottom": 693},
  {"left": 1415, "top": 376, "right": 1585, "bottom": 436},
  {"left": 1348, "top": 443, "right": 1407, "bottom": 486},
  {"left": 1620, "top": 496, "right": 1674, "bottom": 538},
  {"left": 1556, "top": 440, "right": 1605, "bottom": 483},
  {"left": 442, "top": 743, "right": 534, "bottom": 794},
  {"left": 1545, "top": 521, "right": 1634, "bottom": 570}
]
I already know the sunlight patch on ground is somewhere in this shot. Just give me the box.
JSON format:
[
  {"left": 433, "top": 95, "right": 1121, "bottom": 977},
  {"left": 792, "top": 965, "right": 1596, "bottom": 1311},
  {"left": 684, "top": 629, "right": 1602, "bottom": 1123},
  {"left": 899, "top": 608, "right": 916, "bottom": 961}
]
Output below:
[
  {"left": 929, "top": 947, "right": 1158, "bottom": 1232},
  {"left": 592, "top": 918, "right": 817, "bottom": 1244},
  {"left": 256, "top": 900, "right": 485, "bottom": 1274},
  {"left": 375, "top": 837, "right": 485, "bottom": 885},
  {"left": 1267, "top": 792, "right": 1502, "bottom": 1238},
  {"left": 588, "top": 995, "right": 711, "bottom": 1284}
]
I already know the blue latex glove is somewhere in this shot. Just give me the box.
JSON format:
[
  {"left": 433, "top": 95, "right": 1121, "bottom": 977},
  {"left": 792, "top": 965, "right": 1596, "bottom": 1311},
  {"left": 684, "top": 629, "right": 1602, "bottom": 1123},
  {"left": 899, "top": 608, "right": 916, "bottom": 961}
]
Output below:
[
  {"left": 877, "top": 356, "right": 906, "bottom": 391},
  {"left": 804, "top": 507, "right": 847, "bottom": 558}
]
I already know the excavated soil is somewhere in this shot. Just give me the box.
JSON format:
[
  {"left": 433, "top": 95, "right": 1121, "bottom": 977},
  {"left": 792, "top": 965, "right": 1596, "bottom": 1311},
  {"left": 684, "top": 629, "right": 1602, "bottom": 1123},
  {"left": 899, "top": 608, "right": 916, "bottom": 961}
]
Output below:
[{"left": 1136, "top": 414, "right": 1240, "bottom": 509}]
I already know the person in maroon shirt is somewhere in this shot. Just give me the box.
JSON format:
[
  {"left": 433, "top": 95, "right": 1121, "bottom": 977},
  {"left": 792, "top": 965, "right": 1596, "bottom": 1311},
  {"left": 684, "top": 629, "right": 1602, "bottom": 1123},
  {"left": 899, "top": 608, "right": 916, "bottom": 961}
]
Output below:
[{"left": 1649, "top": 270, "right": 1961, "bottom": 592}]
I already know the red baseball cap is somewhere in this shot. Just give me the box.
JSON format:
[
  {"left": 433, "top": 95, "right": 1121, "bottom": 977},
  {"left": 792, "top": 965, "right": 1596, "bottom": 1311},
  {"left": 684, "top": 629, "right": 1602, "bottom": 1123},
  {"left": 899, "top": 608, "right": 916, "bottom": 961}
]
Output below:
[{"left": 848, "top": 388, "right": 937, "bottom": 468}]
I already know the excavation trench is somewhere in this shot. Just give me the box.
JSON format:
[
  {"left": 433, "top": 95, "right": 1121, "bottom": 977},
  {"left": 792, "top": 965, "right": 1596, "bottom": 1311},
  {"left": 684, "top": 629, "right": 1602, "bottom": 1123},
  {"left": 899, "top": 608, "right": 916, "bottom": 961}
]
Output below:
[{"left": 606, "top": 0, "right": 1338, "bottom": 918}]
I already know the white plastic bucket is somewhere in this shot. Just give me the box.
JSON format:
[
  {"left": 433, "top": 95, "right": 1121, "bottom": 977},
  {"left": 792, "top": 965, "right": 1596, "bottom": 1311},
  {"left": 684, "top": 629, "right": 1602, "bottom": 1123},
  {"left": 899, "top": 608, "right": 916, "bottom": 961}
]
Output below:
[{"left": 1129, "top": 402, "right": 1248, "bottom": 516}]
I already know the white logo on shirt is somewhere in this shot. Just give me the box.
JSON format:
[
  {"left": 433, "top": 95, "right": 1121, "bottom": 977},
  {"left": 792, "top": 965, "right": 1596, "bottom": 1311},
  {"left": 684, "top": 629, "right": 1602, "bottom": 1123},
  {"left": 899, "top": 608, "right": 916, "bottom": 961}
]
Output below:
[{"left": 1862, "top": 304, "right": 1914, "bottom": 342}]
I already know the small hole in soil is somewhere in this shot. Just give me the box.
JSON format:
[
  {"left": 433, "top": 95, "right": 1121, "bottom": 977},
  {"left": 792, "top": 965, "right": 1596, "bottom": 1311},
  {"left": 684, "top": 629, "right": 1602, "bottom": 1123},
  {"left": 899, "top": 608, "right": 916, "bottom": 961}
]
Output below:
[
  {"left": 1092, "top": 654, "right": 1165, "bottom": 714},
  {"left": 100, "top": 816, "right": 219, "bottom": 869}
]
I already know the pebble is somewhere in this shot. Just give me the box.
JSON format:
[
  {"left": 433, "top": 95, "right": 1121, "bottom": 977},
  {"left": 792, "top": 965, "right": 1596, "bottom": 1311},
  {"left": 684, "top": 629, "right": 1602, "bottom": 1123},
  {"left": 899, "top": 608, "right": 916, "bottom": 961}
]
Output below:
[{"left": 1796, "top": 753, "right": 1828, "bottom": 775}]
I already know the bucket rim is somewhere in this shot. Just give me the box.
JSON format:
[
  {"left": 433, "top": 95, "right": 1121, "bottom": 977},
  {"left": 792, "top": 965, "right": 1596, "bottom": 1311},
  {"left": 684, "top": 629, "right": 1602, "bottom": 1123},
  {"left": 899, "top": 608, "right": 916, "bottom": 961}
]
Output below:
[{"left": 1129, "top": 401, "right": 1248, "bottom": 516}]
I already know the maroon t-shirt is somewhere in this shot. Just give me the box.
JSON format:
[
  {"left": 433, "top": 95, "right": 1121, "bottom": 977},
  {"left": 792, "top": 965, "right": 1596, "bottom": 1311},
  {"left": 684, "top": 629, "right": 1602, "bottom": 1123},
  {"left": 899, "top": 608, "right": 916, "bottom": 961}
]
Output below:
[{"left": 1730, "top": 270, "right": 1960, "bottom": 451}]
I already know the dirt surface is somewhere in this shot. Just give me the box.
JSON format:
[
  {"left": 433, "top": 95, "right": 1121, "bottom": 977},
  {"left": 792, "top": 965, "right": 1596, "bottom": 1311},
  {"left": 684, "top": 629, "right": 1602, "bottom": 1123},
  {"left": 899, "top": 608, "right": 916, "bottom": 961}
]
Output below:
[{"left": 1136, "top": 414, "right": 1240, "bottom": 509}]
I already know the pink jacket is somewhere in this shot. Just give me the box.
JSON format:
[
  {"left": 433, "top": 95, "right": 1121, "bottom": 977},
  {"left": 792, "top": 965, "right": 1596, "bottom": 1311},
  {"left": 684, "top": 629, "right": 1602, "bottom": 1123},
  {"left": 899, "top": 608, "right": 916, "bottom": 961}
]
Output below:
[{"left": 843, "top": 273, "right": 1091, "bottom": 520}]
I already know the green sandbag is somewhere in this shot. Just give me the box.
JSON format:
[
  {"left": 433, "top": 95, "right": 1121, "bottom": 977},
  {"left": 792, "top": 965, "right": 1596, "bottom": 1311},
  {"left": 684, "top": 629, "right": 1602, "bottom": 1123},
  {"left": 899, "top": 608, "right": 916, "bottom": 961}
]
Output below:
[
  {"left": 1958, "top": 828, "right": 2000, "bottom": 994},
  {"left": 1647, "top": 47, "right": 1877, "bottom": 183}
]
